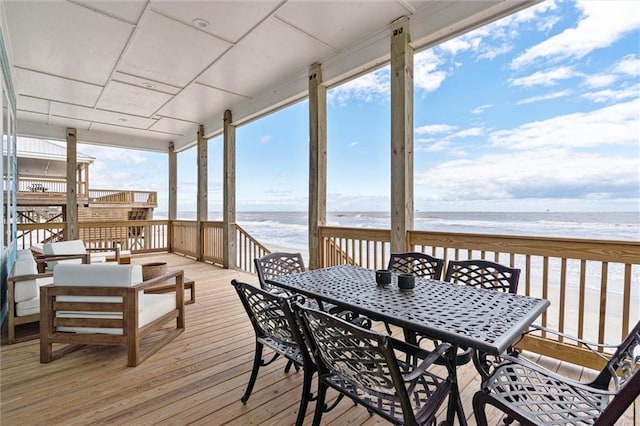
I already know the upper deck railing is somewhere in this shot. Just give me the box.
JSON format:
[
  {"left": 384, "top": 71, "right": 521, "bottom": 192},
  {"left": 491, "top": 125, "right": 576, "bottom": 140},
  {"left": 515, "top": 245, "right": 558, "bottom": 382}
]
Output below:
[
  {"left": 14, "top": 220, "right": 639, "bottom": 370},
  {"left": 17, "top": 177, "right": 157, "bottom": 208}
]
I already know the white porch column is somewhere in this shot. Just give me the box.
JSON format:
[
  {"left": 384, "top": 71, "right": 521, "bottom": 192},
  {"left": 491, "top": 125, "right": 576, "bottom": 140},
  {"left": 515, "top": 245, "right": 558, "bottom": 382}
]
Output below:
[
  {"left": 308, "top": 63, "right": 327, "bottom": 270},
  {"left": 390, "top": 17, "right": 414, "bottom": 253},
  {"left": 196, "top": 125, "right": 208, "bottom": 261},
  {"left": 223, "top": 110, "right": 237, "bottom": 269},
  {"left": 66, "top": 128, "right": 78, "bottom": 240}
]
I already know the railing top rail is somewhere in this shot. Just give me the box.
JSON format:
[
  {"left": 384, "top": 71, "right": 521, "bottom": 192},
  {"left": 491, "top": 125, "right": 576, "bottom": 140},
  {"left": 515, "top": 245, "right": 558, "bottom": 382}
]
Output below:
[
  {"left": 407, "top": 229, "right": 640, "bottom": 263},
  {"left": 319, "top": 225, "right": 392, "bottom": 239},
  {"left": 235, "top": 223, "right": 271, "bottom": 253}
]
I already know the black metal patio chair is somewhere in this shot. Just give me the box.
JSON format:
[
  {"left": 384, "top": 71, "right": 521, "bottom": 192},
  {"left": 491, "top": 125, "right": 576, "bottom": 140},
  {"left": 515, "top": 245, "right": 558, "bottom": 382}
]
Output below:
[
  {"left": 384, "top": 252, "right": 445, "bottom": 336},
  {"left": 294, "top": 303, "right": 455, "bottom": 426},
  {"left": 408, "top": 259, "right": 521, "bottom": 368},
  {"left": 444, "top": 259, "right": 520, "bottom": 293},
  {"left": 231, "top": 279, "right": 314, "bottom": 426},
  {"left": 254, "top": 252, "right": 305, "bottom": 295},
  {"left": 388, "top": 252, "right": 444, "bottom": 280},
  {"left": 473, "top": 320, "right": 640, "bottom": 426}
]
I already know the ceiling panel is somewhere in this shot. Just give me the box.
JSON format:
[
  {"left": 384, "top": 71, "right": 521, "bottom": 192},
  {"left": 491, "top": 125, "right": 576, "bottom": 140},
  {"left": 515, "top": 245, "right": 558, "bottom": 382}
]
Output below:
[
  {"left": 117, "top": 10, "right": 232, "bottom": 88},
  {"left": 49, "top": 115, "right": 92, "bottom": 131},
  {"left": 90, "top": 122, "right": 172, "bottom": 142},
  {"left": 4, "top": 1, "right": 133, "bottom": 85},
  {"left": 50, "top": 102, "right": 156, "bottom": 130},
  {"left": 112, "top": 72, "right": 181, "bottom": 95},
  {"left": 150, "top": 0, "right": 282, "bottom": 43},
  {"left": 197, "top": 17, "right": 335, "bottom": 97},
  {"left": 275, "top": 1, "right": 408, "bottom": 50},
  {"left": 17, "top": 110, "right": 49, "bottom": 126},
  {"left": 15, "top": 69, "right": 102, "bottom": 107},
  {"left": 96, "top": 81, "right": 173, "bottom": 117},
  {"left": 149, "top": 117, "right": 198, "bottom": 137},
  {"left": 74, "top": 0, "right": 147, "bottom": 24},
  {"left": 16, "top": 96, "right": 49, "bottom": 115},
  {"left": 157, "top": 83, "right": 247, "bottom": 123}
]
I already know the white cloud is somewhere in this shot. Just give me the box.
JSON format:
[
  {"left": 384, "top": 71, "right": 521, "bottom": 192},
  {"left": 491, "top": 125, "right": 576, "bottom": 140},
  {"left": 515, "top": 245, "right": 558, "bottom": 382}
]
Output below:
[
  {"left": 80, "top": 144, "right": 147, "bottom": 165},
  {"left": 511, "top": 1, "right": 640, "bottom": 69},
  {"left": 613, "top": 54, "right": 640, "bottom": 76},
  {"left": 259, "top": 135, "right": 271, "bottom": 144},
  {"left": 453, "top": 127, "right": 483, "bottom": 138},
  {"left": 415, "top": 138, "right": 452, "bottom": 153},
  {"left": 328, "top": 68, "right": 390, "bottom": 104},
  {"left": 414, "top": 50, "right": 447, "bottom": 93},
  {"left": 583, "top": 73, "right": 618, "bottom": 88},
  {"left": 490, "top": 99, "right": 640, "bottom": 149},
  {"left": 415, "top": 149, "right": 638, "bottom": 202},
  {"left": 510, "top": 66, "right": 579, "bottom": 87},
  {"left": 415, "top": 124, "right": 457, "bottom": 135},
  {"left": 472, "top": 104, "right": 493, "bottom": 114},
  {"left": 349, "top": 141, "right": 358, "bottom": 147},
  {"left": 439, "top": 38, "right": 474, "bottom": 55},
  {"left": 581, "top": 85, "right": 640, "bottom": 103},
  {"left": 516, "top": 90, "right": 572, "bottom": 105}
]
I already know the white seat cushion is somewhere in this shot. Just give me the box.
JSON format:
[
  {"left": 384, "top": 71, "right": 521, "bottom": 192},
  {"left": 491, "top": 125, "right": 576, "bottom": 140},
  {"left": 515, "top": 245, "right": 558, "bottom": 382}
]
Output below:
[
  {"left": 15, "top": 275, "right": 53, "bottom": 316},
  {"left": 56, "top": 293, "right": 176, "bottom": 335}
]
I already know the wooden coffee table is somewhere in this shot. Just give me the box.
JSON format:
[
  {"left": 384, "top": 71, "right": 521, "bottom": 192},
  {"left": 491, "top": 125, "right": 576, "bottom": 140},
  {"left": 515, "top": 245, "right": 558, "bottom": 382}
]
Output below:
[{"left": 145, "top": 277, "right": 195, "bottom": 305}]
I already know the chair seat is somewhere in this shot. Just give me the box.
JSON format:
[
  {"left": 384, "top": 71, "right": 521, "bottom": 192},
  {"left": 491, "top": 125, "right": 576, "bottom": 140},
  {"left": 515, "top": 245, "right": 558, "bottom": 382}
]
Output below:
[
  {"left": 16, "top": 297, "right": 40, "bottom": 316},
  {"left": 482, "top": 356, "right": 613, "bottom": 424},
  {"left": 324, "top": 358, "right": 450, "bottom": 423},
  {"left": 56, "top": 293, "right": 176, "bottom": 335}
]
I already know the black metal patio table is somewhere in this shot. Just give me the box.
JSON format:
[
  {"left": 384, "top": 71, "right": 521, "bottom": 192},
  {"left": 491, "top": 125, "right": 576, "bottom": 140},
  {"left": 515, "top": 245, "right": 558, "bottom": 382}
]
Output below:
[{"left": 267, "top": 264, "right": 550, "bottom": 425}]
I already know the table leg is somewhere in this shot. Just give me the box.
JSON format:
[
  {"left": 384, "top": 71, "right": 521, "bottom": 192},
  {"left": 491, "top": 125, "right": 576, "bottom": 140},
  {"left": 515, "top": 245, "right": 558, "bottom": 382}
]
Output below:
[{"left": 445, "top": 345, "right": 468, "bottom": 426}]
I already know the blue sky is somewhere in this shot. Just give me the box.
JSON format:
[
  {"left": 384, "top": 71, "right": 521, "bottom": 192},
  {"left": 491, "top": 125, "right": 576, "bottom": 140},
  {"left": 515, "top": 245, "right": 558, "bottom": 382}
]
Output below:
[{"left": 82, "top": 0, "right": 640, "bottom": 215}]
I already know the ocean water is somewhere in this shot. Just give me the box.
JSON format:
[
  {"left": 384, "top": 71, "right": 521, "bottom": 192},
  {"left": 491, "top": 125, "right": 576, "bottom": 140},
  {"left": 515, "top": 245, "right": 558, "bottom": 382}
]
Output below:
[{"left": 185, "top": 211, "right": 639, "bottom": 253}]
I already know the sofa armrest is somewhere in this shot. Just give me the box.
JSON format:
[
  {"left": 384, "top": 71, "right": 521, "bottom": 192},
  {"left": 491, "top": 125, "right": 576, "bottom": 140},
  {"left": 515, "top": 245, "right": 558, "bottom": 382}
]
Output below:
[
  {"left": 35, "top": 254, "right": 90, "bottom": 272},
  {"left": 10, "top": 271, "right": 54, "bottom": 282},
  {"left": 134, "top": 269, "right": 184, "bottom": 290},
  {"left": 134, "top": 269, "right": 185, "bottom": 310}
]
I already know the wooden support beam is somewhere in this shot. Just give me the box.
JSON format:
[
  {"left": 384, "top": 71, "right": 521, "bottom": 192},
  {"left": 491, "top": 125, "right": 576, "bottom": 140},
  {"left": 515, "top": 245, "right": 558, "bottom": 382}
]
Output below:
[
  {"left": 223, "top": 110, "right": 237, "bottom": 269},
  {"left": 168, "top": 142, "right": 177, "bottom": 253},
  {"left": 390, "top": 17, "right": 414, "bottom": 253},
  {"left": 66, "top": 128, "right": 78, "bottom": 240},
  {"left": 168, "top": 142, "right": 177, "bottom": 221},
  {"left": 308, "top": 63, "right": 327, "bottom": 270},
  {"left": 196, "top": 125, "right": 208, "bottom": 261}
]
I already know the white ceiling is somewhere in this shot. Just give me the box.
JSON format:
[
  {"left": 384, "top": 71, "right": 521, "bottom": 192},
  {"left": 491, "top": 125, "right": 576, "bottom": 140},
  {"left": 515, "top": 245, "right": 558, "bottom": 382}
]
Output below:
[{"left": 1, "top": 0, "right": 536, "bottom": 153}]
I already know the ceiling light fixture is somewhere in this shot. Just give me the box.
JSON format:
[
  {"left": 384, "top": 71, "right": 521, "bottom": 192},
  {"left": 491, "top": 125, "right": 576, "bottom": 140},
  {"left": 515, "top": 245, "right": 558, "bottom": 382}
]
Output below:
[
  {"left": 141, "top": 82, "right": 154, "bottom": 89},
  {"left": 192, "top": 18, "right": 210, "bottom": 29}
]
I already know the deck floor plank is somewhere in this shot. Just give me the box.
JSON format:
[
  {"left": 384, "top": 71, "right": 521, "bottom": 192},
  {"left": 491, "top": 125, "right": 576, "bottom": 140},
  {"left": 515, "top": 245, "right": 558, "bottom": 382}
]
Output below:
[{"left": 2, "top": 253, "right": 633, "bottom": 425}]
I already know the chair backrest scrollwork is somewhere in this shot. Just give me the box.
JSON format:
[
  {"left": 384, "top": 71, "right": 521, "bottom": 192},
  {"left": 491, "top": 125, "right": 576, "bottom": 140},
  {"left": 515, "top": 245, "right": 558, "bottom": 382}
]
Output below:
[
  {"left": 388, "top": 252, "right": 444, "bottom": 280},
  {"left": 444, "top": 259, "right": 520, "bottom": 293},
  {"left": 254, "top": 252, "right": 305, "bottom": 292}
]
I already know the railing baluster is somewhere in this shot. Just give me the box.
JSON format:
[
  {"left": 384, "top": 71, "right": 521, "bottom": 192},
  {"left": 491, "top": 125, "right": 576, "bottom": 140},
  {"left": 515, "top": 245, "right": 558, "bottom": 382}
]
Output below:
[{"left": 598, "top": 262, "right": 608, "bottom": 350}]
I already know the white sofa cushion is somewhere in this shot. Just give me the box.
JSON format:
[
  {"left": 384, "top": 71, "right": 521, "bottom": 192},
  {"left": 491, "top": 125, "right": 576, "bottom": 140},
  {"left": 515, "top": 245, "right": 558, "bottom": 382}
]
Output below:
[
  {"left": 44, "top": 240, "right": 87, "bottom": 255},
  {"left": 53, "top": 264, "right": 143, "bottom": 287},
  {"left": 13, "top": 250, "right": 40, "bottom": 303},
  {"left": 56, "top": 293, "right": 176, "bottom": 335}
]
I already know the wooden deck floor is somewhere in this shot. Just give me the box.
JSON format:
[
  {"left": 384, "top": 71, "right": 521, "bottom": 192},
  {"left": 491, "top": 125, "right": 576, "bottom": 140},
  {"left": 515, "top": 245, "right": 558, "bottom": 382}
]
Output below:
[{"left": 2, "top": 253, "right": 636, "bottom": 425}]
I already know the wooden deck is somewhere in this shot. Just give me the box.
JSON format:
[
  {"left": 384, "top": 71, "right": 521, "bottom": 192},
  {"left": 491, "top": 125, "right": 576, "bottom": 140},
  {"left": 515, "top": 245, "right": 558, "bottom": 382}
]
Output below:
[{"left": 1, "top": 253, "right": 636, "bottom": 425}]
